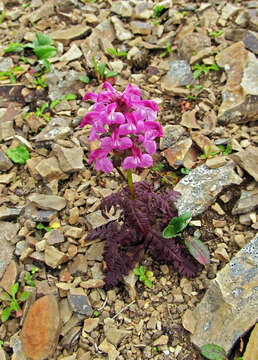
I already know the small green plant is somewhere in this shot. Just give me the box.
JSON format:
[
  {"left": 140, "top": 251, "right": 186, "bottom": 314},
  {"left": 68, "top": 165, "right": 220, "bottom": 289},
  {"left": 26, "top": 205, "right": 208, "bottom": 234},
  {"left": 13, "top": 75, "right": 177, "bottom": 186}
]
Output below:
[
  {"left": 160, "top": 42, "right": 174, "bottom": 58},
  {"left": 107, "top": 48, "right": 127, "bottom": 58},
  {"left": 93, "top": 310, "right": 100, "bottom": 317},
  {"left": 153, "top": 346, "right": 161, "bottom": 352},
  {"left": 79, "top": 74, "right": 90, "bottom": 84},
  {"left": 23, "top": 267, "right": 39, "bottom": 287},
  {"left": 200, "top": 344, "right": 243, "bottom": 360},
  {"left": 209, "top": 30, "right": 224, "bottom": 37},
  {"left": 163, "top": 212, "right": 192, "bottom": 238},
  {"left": 153, "top": 5, "right": 165, "bottom": 19},
  {"left": 0, "top": 66, "right": 24, "bottom": 84},
  {"left": 22, "top": 2, "right": 31, "bottom": 8},
  {"left": 181, "top": 167, "right": 190, "bottom": 175},
  {"left": 200, "top": 146, "right": 217, "bottom": 159},
  {"left": 218, "top": 144, "right": 232, "bottom": 155},
  {"left": 92, "top": 56, "right": 118, "bottom": 83},
  {"left": 182, "top": 11, "right": 188, "bottom": 16},
  {"left": 36, "top": 223, "right": 52, "bottom": 232},
  {"left": 0, "top": 283, "right": 30, "bottom": 322},
  {"left": 152, "top": 163, "right": 165, "bottom": 171},
  {"left": 6, "top": 144, "right": 30, "bottom": 165},
  {"left": 35, "top": 102, "right": 50, "bottom": 121},
  {"left": 134, "top": 266, "right": 153, "bottom": 288},
  {"left": 192, "top": 63, "right": 220, "bottom": 79},
  {"left": 33, "top": 75, "right": 48, "bottom": 88},
  {"left": 50, "top": 93, "right": 77, "bottom": 110}
]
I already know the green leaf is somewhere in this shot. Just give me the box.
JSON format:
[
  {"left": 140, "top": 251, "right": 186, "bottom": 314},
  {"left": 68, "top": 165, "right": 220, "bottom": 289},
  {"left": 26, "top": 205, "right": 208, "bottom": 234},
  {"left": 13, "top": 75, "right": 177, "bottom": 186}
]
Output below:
[
  {"left": 98, "top": 63, "right": 106, "bottom": 77},
  {"left": 107, "top": 48, "right": 117, "bottom": 56},
  {"left": 64, "top": 93, "right": 77, "bottom": 101},
  {"left": 208, "top": 64, "right": 220, "bottom": 71},
  {"left": 36, "top": 223, "right": 45, "bottom": 230},
  {"left": 31, "top": 266, "right": 39, "bottom": 274},
  {"left": 181, "top": 167, "right": 190, "bottom": 175},
  {"left": 184, "top": 237, "right": 210, "bottom": 265},
  {"left": 50, "top": 100, "right": 60, "bottom": 110},
  {"left": 6, "top": 145, "right": 30, "bottom": 165},
  {"left": 152, "top": 163, "right": 164, "bottom": 171},
  {"left": 1, "top": 307, "right": 11, "bottom": 322},
  {"left": 4, "top": 43, "right": 24, "bottom": 53},
  {"left": 106, "top": 71, "right": 118, "bottom": 78},
  {"left": 139, "top": 275, "right": 145, "bottom": 282},
  {"left": 92, "top": 56, "right": 98, "bottom": 73},
  {"left": 34, "top": 33, "right": 53, "bottom": 47},
  {"left": 146, "top": 271, "right": 153, "bottom": 278},
  {"left": 163, "top": 212, "right": 192, "bottom": 238},
  {"left": 200, "top": 344, "right": 227, "bottom": 360},
  {"left": 10, "top": 299, "right": 19, "bottom": 312},
  {"left": 144, "top": 279, "right": 152, "bottom": 288},
  {"left": 10, "top": 283, "right": 19, "bottom": 298},
  {"left": 139, "top": 266, "right": 145, "bottom": 275},
  {"left": 19, "top": 291, "right": 30, "bottom": 302},
  {"left": 134, "top": 268, "right": 141, "bottom": 276},
  {"left": 33, "top": 45, "right": 57, "bottom": 60},
  {"left": 79, "top": 74, "right": 90, "bottom": 83}
]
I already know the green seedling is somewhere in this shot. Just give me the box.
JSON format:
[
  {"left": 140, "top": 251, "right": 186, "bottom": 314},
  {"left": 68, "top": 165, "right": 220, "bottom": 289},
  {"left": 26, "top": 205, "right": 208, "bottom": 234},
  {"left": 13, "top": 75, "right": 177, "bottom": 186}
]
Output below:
[
  {"left": 6, "top": 144, "right": 30, "bottom": 165},
  {"left": 93, "top": 311, "right": 100, "bottom": 317},
  {"left": 160, "top": 42, "right": 174, "bottom": 58},
  {"left": 0, "top": 340, "right": 3, "bottom": 347},
  {"left": 23, "top": 267, "right": 39, "bottom": 287},
  {"left": 181, "top": 167, "right": 190, "bottom": 175},
  {"left": 36, "top": 223, "right": 52, "bottom": 232},
  {"left": 50, "top": 93, "right": 77, "bottom": 110},
  {"left": 107, "top": 48, "right": 127, "bottom": 58},
  {"left": 209, "top": 30, "right": 224, "bottom": 37},
  {"left": 218, "top": 144, "right": 232, "bottom": 155},
  {"left": 192, "top": 63, "right": 220, "bottom": 79},
  {"left": 153, "top": 5, "right": 165, "bottom": 19},
  {"left": 0, "top": 11, "right": 6, "bottom": 24},
  {"left": 200, "top": 146, "right": 217, "bottom": 159},
  {"left": 79, "top": 74, "right": 90, "bottom": 84},
  {"left": 200, "top": 344, "right": 242, "bottom": 360},
  {"left": 152, "top": 163, "right": 165, "bottom": 171},
  {"left": 34, "top": 75, "right": 48, "bottom": 88},
  {"left": 0, "top": 283, "right": 30, "bottom": 322},
  {"left": 22, "top": 2, "right": 31, "bottom": 8},
  {"left": 153, "top": 346, "right": 161, "bottom": 352},
  {"left": 184, "top": 236, "right": 210, "bottom": 265},
  {"left": 92, "top": 56, "right": 118, "bottom": 83},
  {"left": 35, "top": 102, "right": 50, "bottom": 121},
  {"left": 0, "top": 66, "right": 24, "bottom": 84},
  {"left": 163, "top": 212, "right": 192, "bottom": 238},
  {"left": 134, "top": 266, "right": 153, "bottom": 288},
  {"left": 182, "top": 11, "right": 188, "bottom": 16}
]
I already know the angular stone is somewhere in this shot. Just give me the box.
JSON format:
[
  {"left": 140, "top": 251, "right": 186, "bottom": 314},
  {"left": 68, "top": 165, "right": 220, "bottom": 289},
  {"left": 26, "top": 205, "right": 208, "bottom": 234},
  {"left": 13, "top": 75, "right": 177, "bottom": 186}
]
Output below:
[
  {"left": 178, "top": 33, "right": 211, "bottom": 61},
  {"left": 162, "top": 138, "right": 192, "bottom": 168},
  {"left": 28, "top": 193, "right": 66, "bottom": 211},
  {"left": 0, "top": 222, "right": 19, "bottom": 278},
  {"left": 130, "top": 21, "right": 152, "bottom": 35},
  {"left": 0, "top": 206, "right": 22, "bottom": 220},
  {"left": 174, "top": 161, "right": 242, "bottom": 216},
  {"left": 52, "top": 144, "right": 84, "bottom": 173},
  {"left": 153, "top": 335, "right": 169, "bottom": 346},
  {"left": 111, "top": 16, "right": 133, "bottom": 41},
  {"left": 180, "top": 110, "right": 200, "bottom": 129},
  {"left": 64, "top": 226, "right": 83, "bottom": 239},
  {"left": 243, "top": 31, "right": 258, "bottom": 54},
  {"left": 60, "top": 44, "right": 82, "bottom": 63},
  {"left": 206, "top": 156, "right": 228, "bottom": 169},
  {"left": 243, "top": 323, "right": 258, "bottom": 360},
  {"left": 80, "top": 279, "right": 105, "bottom": 289},
  {"left": 134, "top": 1, "right": 153, "bottom": 19},
  {"left": 23, "top": 203, "right": 57, "bottom": 223},
  {"left": 232, "top": 187, "right": 258, "bottom": 215},
  {"left": 86, "top": 242, "right": 104, "bottom": 261},
  {"left": 50, "top": 24, "right": 90, "bottom": 40},
  {"left": 0, "top": 151, "right": 12, "bottom": 171},
  {"left": 29, "top": 1, "right": 55, "bottom": 23},
  {"left": 0, "top": 260, "right": 18, "bottom": 293},
  {"left": 161, "top": 60, "right": 194, "bottom": 89},
  {"left": 0, "top": 172, "right": 15, "bottom": 184},
  {"left": 191, "top": 131, "right": 220, "bottom": 153},
  {"left": 83, "top": 318, "right": 99, "bottom": 333},
  {"left": 182, "top": 309, "right": 197, "bottom": 334},
  {"left": 35, "top": 157, "right": 65, "bottom": 182},
  {"left": 191, "top": 234, "right": 258, "bottom": 355},
  {"left": 104, "top": 318, "right": 131, "bottom": 347},
  {"left": 0, "top": 121, "right": 15, "bottom": 141},
  {"left": 231, "top": 146, "right": 258, "bottom": 181},
  {"left": 111, "top": 1, "right": 133, "bottom": 17},
  {"left": 45, "top": 245, "right": 69, "bottom": 269},
  {"left": 68, "top": 289, "right": 92, "bottom": 316},
  {"left": 99, "top": 339, "right": 119, "bottom": 360},
  {"left": 34, "top": 117, "right": 71, "bottom": 142},
  {"left": 21, "top": 295, "right": 60, "bottom": 360},
  {"left": 159, "top": 125, "right": 186, "bottom": 150},
  {"left": 69, "top": 207, "right": 79, "bottom": 225},
  {"left": 86, "top": 210, "right": 119, "bottom": 229},
  {"left": 44, "top": 229, "right": 64, "bottom": 245}
]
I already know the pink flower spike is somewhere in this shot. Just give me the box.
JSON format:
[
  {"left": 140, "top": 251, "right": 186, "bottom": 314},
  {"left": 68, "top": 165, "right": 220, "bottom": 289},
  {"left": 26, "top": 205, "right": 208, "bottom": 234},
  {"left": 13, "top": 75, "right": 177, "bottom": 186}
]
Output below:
[
  {"left": 89, "top": 148, "right": 113, "bottom": 173},
  {"left": 101, "top": 128, "right": 132, "bottom": 152},
  {"left": 83, "top": 92, "right": 98, "bottom": 101},
  {"left": 122, "top": 145, "right": 153, "bottom": 170},
  {"left": 106, "top": 103, "right": 125, "bottom": 125},
  {"left": 144, "top": 121, "right": 163, "bottom": 137}
]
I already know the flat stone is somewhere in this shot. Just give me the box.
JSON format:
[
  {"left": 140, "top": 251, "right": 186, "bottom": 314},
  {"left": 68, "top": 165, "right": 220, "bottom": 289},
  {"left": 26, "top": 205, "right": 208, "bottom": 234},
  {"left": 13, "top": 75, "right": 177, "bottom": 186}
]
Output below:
[
  {"left": 34, "top": 117, "right": 71, "bottom": 142},
  {"left": 243, "top": 323, "right": 258, "bottom": 360},
  {"left": 161, "top": 60, "right": 194, "bottom": 88},
  {"left": 83, "top": 318, "right": 100, "bottom": 333},
  {"left": 45, "top": 245, "right": 69, "bottom": 269},
  {"left": 59, "top": 44, "right": 82, "bottom": 63},
  {"left": 23, "top": 203, "right": 57, "bottom": 223},
  {"left": 0, "top": 206, "right": 23, "bottom": 220},
  {"left": 50, "top": 24, "right": 90, "bottom": 40},
  {"left": 68, "top": 254, "right": 88, "bottom": 276},
  {"left": 35, "top": 157, "right": 65, "bottom": 182},
  {"left": 231, "top": 146, "right": 258, "bottom": 181},
  {"left": 191, "top": 131, "right": 220, "bottom": 154},
  {"left": 0, "top": 172, "right": 14, "bottom": 183},
  {"left": 29, "top": 1, "right": 55, "bottom": 23},
  {"left": 86, "top": 242, "right": 104, "bottom": 261},
  {"left": 0, "top": 222, "right": 19, "bottom": 278},
  {"left": 0, "top": 260, "right": 18, "bottom": 293},
  {"left": 242, "top": 32, "right": 258, "bottom": 54},
  {"left": 130, "top": 21, "right": 152, "bottom": 35},
  {"left": 111, "top": 1, "right": 133, "bottom": 17},
  {"left": 28, "top": 193, "right": 66, "bottom": 211},
  {"left": 191, "top": 234, "right": 258, "bottom": 355},
  {"left": 80, "top": 279, "right": 105, "bottom": 289},
  {"left": 21, "top": 295, "right": 60, "bottom": 360},
  {"left": 68, "top": 289, "right": 93, "bottom": 317},
  {"left": 0, "top": 121, "right": 15, "bottom": 141},
  {"left": 64, "top": 226, "right": 83, "bottom": 239},
  {"left": 178, "top": 33, "right": 211, "bottom": 61},
  {"left": 159, "top": 125, "right": 186, "bottom": 150},
  {"left": 232, "top": 187, "right": 258, "bottom": 215},
  {"left": 52, "top": 144, "right": 84, "bottom": 173},
  {"left": 180, "top": 110, "right": 200, "bottom": 129},
  {"left": 152, "top": 335, "right": 169, "bottom": 346},
  {"left": 182, "top": 309, "right": 197, "bottom": 334},
  {"left": 99, "top": 339, "right": 119, "bottom": 360},
  {"left": 111, "top": 16, "right": 133, "bottom": 41},
  {"left": 220, "top": 3, "right": 240, "bottom": 22},
  {"left": 134, "top": 1, "right": 153, "bottom": 19},
  {"left": 174, "top": 161, "right": 242, "bottom": 216},
  {"left": 44, "top": 229, "right": 64, "bottom": 245},
  {"left": 206, "top": 156, "right": 229, "bottom": 169},
  {"left": 86, "top": 210, "right": 119, "bottom": 229},
  {"left": 104, "top": 318, "right": 131, "bottom": 347},
  {"left": 0, "top": 151, "right": 12, "bottom": 171},
  {"left": 162, "top": 138, "right": 192, "bottom": 168}
]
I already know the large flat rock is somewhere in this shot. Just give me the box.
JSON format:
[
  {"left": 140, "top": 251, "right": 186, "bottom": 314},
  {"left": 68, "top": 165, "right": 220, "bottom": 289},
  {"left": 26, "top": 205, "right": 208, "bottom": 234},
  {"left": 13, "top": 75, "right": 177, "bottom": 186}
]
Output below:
[{"left": 191, "top": 234, "right": 258, "bottom": 355}]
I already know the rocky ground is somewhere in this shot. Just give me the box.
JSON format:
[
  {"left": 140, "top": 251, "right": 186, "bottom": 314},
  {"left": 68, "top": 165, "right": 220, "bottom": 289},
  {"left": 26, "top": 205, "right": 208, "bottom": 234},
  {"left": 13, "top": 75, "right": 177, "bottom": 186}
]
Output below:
[{"left": 0, "top": 0, "right": 257, "bottom": 360}]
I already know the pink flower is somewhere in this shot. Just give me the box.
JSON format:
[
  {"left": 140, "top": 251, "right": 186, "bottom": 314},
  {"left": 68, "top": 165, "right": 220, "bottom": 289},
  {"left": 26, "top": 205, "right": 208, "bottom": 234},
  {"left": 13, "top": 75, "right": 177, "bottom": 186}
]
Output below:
[
  {"left": 122, "top": 145, "right": 153, "bottom": 170},
  {"left": 89, "top": 149, "right": 113, "bottom": 172},
  {"left": 101, "top": 128, "right": 132, "bottom": 152}
]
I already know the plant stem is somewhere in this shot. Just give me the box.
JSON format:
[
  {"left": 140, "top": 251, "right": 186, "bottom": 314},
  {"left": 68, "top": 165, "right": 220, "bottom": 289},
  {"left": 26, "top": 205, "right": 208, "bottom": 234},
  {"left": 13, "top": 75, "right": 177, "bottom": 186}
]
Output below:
[{"left": 126, "top": 169, "right": 135, "bottom": 199}]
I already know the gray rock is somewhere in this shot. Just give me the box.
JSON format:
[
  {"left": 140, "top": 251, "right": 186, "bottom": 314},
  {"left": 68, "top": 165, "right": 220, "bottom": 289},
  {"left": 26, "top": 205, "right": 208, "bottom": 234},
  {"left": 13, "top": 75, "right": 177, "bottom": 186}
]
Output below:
[
  {"left": 29, "top": 1, "right": 55, "bottom": 23},
  {"left": 159, "top": 125, "right": 186, "bottom": 150},
  {"left": 45, "top": 245, "right": 69, "bottom": 268},
  {"left": 44, "top": 229, "right": 64, "bottom": 245},
  {"left": 28, "top": 193, "right": 66, "bottom": 211},
  {"left": 52, "top": 144, "right": 84, "bottom": 173},
  {"left": 68, "top": 292, "right": 93, "bottom": 316},
  {"left": 22, "top": 203, "right": 58, "bottom": 223},
  {"left": 232, "top": 187, "right": 258, "bottom": 215},
  {"left": 134, "top": 1, "right": 153, "bottom": 19},
  {"left": 59, "top": 44, "right": 82, "bottom": 63},
  {"left": 0, "top": 222, "right": 19, "bottom": 278},
  {"left": 111, "top": 1, "right": 133, "bottom": 17},
  {"left": 161, "top": 60, "right": 194, "bottom": 88},
  {"left": 191, "top": 234, "right": 258, "bottom": 355},
  {"left": 130, "top": 21, "right": 152, "bottom": 35},
  {"left": 174, "top": 161, "right": 242, "bottom": 216},
  {"left": 0, "top": 121, "right": 15, "bottom": 141},
  {"left": 35, "top": 157, "right": 65, "bottom": 182},
  {"left": 34, "top": 117, "right": 71, "bottom": 141},
  {"left": 231, "top": 146, "right": 258, "bottom": 181},
  {"left": 50, "top": 24, "right": 90, "bottom": 41},
  {"left": 86, "top": 210, "right": 120, "bottom": 229},
  {"left": 243, "top": 31, "right": 258, "bottom": 54},
  {"left": 0, "top": 151, "right": 12, "bottom": 171},
  {"left": 0, "top": 57, "right": 13, "bottom": 72},
  {"left": 0, "top": 206, "right": 23, "bottom": 220},
  {"left": 111, "top": 16, "right": 133, "bottom": 41},
  {"left": 178, "top": 33, "right": 211, "bottom": 61}
]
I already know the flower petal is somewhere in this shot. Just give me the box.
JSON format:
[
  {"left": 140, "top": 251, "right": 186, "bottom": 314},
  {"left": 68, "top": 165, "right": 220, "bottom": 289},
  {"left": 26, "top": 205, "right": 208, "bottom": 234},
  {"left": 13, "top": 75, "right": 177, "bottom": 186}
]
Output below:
[
  {"left": 122, "top": 156, "right": 138, "bottom": 170},
  {"left": 83, "top": 92, "right": 98, "bottom": 101},
  {"left": 118, "top": 136, "right": 133, "bottom": 150},
  {"left": 95, "top": 157, "right": 113, "bottom": 172},
  {"left": 140, "top": 154, "right": 153, "bottom": 167}
]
